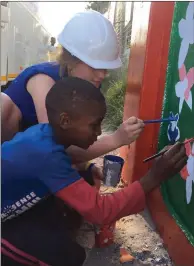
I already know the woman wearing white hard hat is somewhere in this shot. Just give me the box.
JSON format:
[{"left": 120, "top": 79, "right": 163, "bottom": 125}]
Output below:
[
  {"left": 2, "top": 10, "right": 144, "bottom": 147},
  {"left": 1, "top": 9, "right": 144, "bottom": 261}
]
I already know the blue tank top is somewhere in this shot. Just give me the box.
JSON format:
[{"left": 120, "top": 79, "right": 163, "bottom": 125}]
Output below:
[{"left": 4, "top": 62, "right": 66, "bottom": 130}]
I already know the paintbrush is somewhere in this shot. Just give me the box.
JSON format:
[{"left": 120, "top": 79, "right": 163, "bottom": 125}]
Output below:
[
  {"left": 143, "top": 137, "right": 194, "bottom": 163},
  {"left": 143, "top": 117, "right": 177, "bottom": 124}
]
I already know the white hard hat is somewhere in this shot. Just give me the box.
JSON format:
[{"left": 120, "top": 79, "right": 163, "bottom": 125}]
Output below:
[{"left": 57, "top": 10, "right": 122, "bottom": 69}]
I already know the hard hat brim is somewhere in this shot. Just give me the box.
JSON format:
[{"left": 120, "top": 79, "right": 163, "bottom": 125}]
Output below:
[
  {"left": 58, "top": 37, "right": 122, "bottom": 70},
  {"left": 84, "top": 57, "right": 122, "bottom": 70},
  {"left": 90, "top": 57, "right": 122, "bottom": 70}
]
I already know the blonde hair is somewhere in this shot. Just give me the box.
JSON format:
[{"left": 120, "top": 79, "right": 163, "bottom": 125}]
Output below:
[{"left": 57, "top": 46, "right": 81, "bottom": 77}]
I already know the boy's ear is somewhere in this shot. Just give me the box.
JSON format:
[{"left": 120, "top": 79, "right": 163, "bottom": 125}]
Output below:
[{"left": 60, "top": 112, "right": 71, "bottom": 129}]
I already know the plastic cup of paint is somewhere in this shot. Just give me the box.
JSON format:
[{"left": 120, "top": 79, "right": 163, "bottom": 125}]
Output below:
[{"left": 103, "top": 155, "right": 124, "bottom": 187}]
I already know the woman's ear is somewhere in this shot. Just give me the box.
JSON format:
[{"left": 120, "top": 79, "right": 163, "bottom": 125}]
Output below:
[{"left": 60, "top": 112, "right": 71, "bottom": 129}]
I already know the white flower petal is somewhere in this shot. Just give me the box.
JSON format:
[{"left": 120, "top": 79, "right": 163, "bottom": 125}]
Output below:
[
  {"left": 178, "top": 19, "right": 186, "bottom": 39},
  {"left": 186, "top": 2, "right": 194, "bottom": 21},
  {"left": 186, "top": 175, "right": 193, "bottom": 204},
  {"left": 178, "top": 19, "right": 193, "bottom": 42},
  {"left": 179, "top": 98, "right": 184, "bottom": 113},
  {"left": 187, "top": 155, "right": 194, "bottom": 176},
  {"left": 175, "top": 78, "right": 188, "bottom": 97},
  {"left": 178, "top": 39, "right": 190, "bottom": 68},
  {"left": 187, "top": 19, "right": 194, "bottom": 44}
]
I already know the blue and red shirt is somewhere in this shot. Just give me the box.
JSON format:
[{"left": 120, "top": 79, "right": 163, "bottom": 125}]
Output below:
[
  {"left": 2, "top": 123, "right": 146, "bottom": 225},
  {"left": 1, "top": 124, "right": 81, "bottom": 222}
]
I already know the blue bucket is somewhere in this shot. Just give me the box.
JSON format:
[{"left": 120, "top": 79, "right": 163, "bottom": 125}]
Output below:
[{"left": 103, "top": 155, "right": 124, "bottom": 187}]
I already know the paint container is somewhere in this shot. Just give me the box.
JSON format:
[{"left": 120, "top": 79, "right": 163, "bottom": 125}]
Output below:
[{"left": 103, "top": 155, "right": 124, "bottom": 187}]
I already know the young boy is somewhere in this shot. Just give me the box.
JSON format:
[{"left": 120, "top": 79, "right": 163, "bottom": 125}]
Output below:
[{"left": 1, "top": 77, "right": 187, "bottom": 265}]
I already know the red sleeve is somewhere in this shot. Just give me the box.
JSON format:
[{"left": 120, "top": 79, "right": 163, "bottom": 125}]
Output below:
[{"left": 55, "top": 178, "right": 145, "bottom": 225}]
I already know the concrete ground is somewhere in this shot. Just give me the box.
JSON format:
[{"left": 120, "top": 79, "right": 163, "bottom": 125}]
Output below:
[
  {"left": 84, "top": 210, "right": 173, "bottom": 266},
  {"left": 81, "top": 150, "right": 174, "bottom": 266}
]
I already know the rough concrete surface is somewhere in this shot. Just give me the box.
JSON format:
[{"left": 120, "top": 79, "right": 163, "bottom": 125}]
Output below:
[{"left": 82, "top": 150, "right": 174, "bottom": 266}]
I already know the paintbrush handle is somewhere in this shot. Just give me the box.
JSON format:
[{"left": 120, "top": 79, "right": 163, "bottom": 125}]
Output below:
[
  {"left": 144, "top": 118, "right": 176, "bottom": 124},
  {"left": 143, "top": 150, "right": 167, "bottom": 163},
  {"left": 143, "top": 138, "right": 194, "bottom": 163}
]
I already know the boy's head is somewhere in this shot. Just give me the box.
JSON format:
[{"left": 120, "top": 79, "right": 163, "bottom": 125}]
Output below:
[{"left": 46, "top": 77, "right": 106, "bottom": 149}]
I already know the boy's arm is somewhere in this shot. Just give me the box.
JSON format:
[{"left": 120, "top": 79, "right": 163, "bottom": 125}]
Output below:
[
  {"left": 56, "top": 178, "right": 145, "bottom": 225},
  {"left": 40, "top": 146, "right": 145, "bottom": 225},
  {"left": 46, "top": 142, "right": 187, "bottom": 226}
]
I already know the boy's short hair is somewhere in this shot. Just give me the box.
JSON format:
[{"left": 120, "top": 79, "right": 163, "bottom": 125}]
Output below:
[{"left": 46, "top": 77, "right": 106, "bottom": 124}]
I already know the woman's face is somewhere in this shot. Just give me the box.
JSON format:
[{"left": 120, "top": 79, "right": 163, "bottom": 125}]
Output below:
[{"left": 71, "top": 62, "right": 107, "bottom": 88}]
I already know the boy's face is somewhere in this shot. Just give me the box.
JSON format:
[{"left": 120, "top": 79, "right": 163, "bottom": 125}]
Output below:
[{"left": 60, "top": 103, "right": 106, "bottom": 149}]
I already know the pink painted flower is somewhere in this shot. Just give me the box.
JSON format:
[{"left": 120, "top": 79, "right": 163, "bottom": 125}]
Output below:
[
  {"left": 180, "top": 141, "right": 194, "bottom": 204},
  {"left": 175, "top": 64, "right": 194, "bottom": 113}
]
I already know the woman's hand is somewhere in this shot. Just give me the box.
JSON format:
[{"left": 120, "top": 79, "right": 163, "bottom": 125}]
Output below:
[{"left": 113, "top": 116, "right": 145, "bottom": 147}]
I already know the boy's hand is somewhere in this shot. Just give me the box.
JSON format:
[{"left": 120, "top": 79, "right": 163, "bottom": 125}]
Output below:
[
  {"left": 114, "top": 117, "right": 145, "bottom": 146},
  {"left": 91, "top": 164, "right": 103, "bottom": 190},
  {"left": 91, "top": 164, "right": 103, "bottom": 180},
  {"left": 73, "top": 162, "right": 103, "bottom": 180},
  {"left": 140, "top": 142, "right": 188, "bottom": 193}
]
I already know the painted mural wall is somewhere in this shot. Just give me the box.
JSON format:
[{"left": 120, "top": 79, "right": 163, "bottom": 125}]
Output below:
[{"left": 158, "top": 1, "right": 194, "bottom": 246}]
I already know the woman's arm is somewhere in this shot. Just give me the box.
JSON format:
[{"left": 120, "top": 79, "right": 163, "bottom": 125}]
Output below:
[
  {"left": 1, "top": 93, "right": 22, "bottom": 143},
  {"left": 1, "top": 74, "right": 55, "bottom": 143},
  {"left": 26, "top": 74, "right": 55, "bottom": 123}
]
